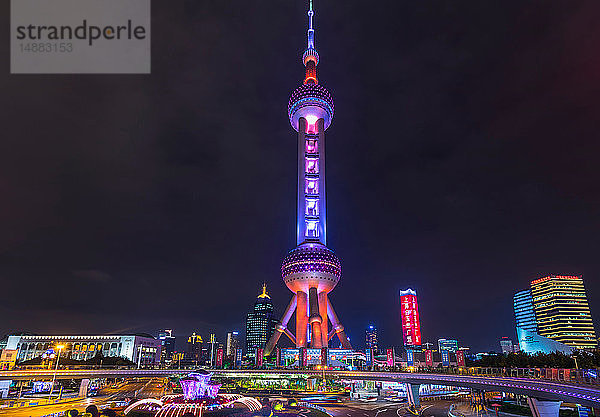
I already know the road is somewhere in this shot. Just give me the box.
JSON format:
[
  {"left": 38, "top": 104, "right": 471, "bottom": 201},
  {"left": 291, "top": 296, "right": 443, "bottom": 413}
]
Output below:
[
  {"left": 0, "top": 378, "right": 164, "bottom": 417},
  {"left": 324, "top": 399, "right": 454, "bottom": 417}
]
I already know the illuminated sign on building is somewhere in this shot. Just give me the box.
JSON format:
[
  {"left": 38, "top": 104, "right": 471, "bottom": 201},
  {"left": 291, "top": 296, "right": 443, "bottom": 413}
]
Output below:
[
  {"left": 320, "top": 347, "right": 328, "bottom": 366},
  {"left": 235, "top": 349, "right": 242, "bottom": 368},
  {"left": 300, "top": 347, "right": 308, "bottom": 368},
  {"left": 216, "top": 348, "right": 223, "bottom": 367},
  {"left": 399, "top": 289, "right": 422, "bottom": 347},
  {"left": 386, "top": 348, "right": 394, "bottom": 367},
  {"left": 256, "top": 348, "right": 263, "bottom": 367},
  {"left": 365, "top": 348, "right": 373, "bottom": 366},
  {"left": 456, "top": 350, "right": 465, "bottom": 367},
  {"left": 441, "top": 350, "right": 449, "bottom": 367},
  {"left": 425, "top": 349, "right": 433, "bottom": 366},
  {"left": 407, "top": 349, "right": 413, "bottom": 366}
]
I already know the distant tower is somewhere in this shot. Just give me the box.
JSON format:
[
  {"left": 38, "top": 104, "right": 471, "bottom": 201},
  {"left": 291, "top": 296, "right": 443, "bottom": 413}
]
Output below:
[
  {"left": 265, "top": 0, "right": 351, "bottom": 354},
  {"left": 365, "top": 325, "right": 378, "bottom": 354},
  {"left": 245, "top": 284, "right": 277, "bottom": 357}
]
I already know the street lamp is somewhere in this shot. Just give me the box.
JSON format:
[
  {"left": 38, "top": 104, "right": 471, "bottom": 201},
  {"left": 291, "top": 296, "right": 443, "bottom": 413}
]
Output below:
[{"left": 48, "top": 345, "right": 64, "bottom": 402}]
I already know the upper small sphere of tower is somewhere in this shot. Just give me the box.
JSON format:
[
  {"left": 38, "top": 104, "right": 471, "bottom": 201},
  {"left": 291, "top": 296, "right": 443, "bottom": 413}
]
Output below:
[
  {"left": 288, "top": 83, "right": 334, "bottom": 132},
  {"left": 303, "top": 48, "right": 319, "bottom": 66}
]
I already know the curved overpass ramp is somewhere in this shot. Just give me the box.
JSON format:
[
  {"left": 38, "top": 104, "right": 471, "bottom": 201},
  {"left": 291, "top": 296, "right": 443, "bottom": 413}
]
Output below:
[{"left": 1, "top": 369, "right": 598, "bottom": 408}]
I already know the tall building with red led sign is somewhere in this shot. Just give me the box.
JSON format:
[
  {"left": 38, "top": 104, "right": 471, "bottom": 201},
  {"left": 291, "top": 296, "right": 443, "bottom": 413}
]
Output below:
[{"left": 399, "top": 289, "right": 422, "bottom": 347}]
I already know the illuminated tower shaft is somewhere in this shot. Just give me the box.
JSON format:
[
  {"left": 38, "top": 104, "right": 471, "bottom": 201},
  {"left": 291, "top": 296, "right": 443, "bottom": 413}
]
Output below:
[{"left": 265, "top": 0, "right": 351, "bottom": 357}]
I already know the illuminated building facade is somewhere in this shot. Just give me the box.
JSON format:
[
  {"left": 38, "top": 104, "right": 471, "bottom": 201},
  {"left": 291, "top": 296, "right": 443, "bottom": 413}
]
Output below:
[
  {"left": 399, "top": 289, "right": 421, "bottom": 347},
  {"left": 365, "top": 325, "right": 378, "bottom": 354},
  {"left": 226, "top": 331, "right": 240, "bottom": 359},
  {"left": 264, "top": 0, "right": 351, "bottom": 355},
  {"left": 158, "top": 329, "right": 175, "bottom": 363},
  {"left": 186, "top": 332, "right": 204, "bottom": 364},
  {"left": 530, "top": 275, "right": 597, "bottom": 349},
  {"left": 437, "top": 338, "right": 458, "bottom": 353},
  {"left": 5, "top": 334, "right": 160, "bottom": 365},
  {"left": 245, "top": 284, "right": 277, "bottom": 357},
  {"left": 499, "top": 337, "right": 514, "bottom": 354},
  {"left": 514, "top": 289, "right": 538, "bottom": 334}
]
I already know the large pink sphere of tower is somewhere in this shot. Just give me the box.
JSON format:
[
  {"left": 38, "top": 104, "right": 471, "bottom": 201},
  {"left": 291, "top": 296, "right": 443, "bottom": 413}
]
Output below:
[{"left": 281, "top": 242, "right": 341, "bottom": 294}]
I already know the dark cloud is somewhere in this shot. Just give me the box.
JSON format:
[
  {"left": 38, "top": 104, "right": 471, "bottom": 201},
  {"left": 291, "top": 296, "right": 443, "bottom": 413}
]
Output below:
[{"left": 1, "top": 1, "right": 599, "bottom": 352}]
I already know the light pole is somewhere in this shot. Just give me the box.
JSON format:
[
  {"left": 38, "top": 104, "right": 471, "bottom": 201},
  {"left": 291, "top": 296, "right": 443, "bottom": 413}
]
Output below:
[{"left": 48, "top": 345, "right": 64, "bottom": 402}]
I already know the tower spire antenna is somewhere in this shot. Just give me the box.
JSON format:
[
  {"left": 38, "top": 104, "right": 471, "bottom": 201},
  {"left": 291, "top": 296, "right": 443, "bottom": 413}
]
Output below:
[
  {"left": 302, "top": 0, "right": 319, "bottom": 84},
  {"left": 308, "top": 0, "right": 315, "bottom": 49}
]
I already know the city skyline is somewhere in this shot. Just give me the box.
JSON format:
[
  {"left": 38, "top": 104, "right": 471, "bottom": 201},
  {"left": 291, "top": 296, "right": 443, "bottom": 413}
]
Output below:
[{"left": 1, "top": 1, "right": 600, "bottom": 353}]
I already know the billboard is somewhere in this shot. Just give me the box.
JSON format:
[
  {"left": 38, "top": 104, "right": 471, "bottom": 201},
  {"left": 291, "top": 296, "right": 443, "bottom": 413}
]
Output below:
[
  {"left": 386, "top": 348, "right": 394, "bottom": 367},
  {"left": 407, "top": 349, "right": 414, "bottom": 366},
  {"left": 425, "top": 349, "right": 433, "bottom": 366},
  {"left": 399, "top": 289, "right": 422, "bottom": 347},
  {"left": 441, "top": 350, "right": 449, "bottom": 367},
  {"left": 300, "top": 347, "right": 308, "bottom": 368},
  {"left": 321, "top": 347, "right": 328, "bottom": 366},
  {"left": 456, "top": 350, "right": 465, "bottom": 367},
  {"left": 366, "top": 348, "right": 373, "bottom": 366},
  {"left": 256, "top": 348, "right": 263, "bottom": 367},
  {"left": 216, "top": 348, "right": 223, "bottom": 367},
  {"left": 235, "top": 349, "right": 242, "bottom": 368}
]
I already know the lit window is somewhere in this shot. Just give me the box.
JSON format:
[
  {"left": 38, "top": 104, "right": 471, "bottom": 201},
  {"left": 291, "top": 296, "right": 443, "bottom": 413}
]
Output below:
[
  {"left": 306, "top": 139, "right": 317, "bottom": 154},
  {"left": 305, "top": 221, "right": 318, "bottom": 238},
  {"left": 306, "top": 198, "right": 319, "bottom": 216},
  {"left": 305, "top": 179, "right": 318, "bottom": 195},
  {"left": 306, "top": 158, "right": 318, "bottom": 174}
]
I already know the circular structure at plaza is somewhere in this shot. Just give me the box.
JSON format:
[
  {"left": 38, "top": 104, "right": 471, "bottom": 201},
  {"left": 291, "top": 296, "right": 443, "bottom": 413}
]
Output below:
[
  {"left": 124, "top": 372, "right": 262, "bottom": 417},
  {"left": 281, "top": 242, "right": 341, "bottom": 293}
]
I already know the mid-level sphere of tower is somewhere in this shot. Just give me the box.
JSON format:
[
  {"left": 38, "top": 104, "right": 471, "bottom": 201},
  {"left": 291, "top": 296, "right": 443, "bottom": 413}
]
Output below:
[
  {"left": 281, "top": 242, "right": 341, "bottom": 293},
  {"left": 288, "top": 83, "right": 334, "bottom": 132}
]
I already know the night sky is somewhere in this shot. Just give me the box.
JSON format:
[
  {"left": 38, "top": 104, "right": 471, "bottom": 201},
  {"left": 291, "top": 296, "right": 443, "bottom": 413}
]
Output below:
[{"left": 1, "top": 1, "right": 600, "bottom": 353}]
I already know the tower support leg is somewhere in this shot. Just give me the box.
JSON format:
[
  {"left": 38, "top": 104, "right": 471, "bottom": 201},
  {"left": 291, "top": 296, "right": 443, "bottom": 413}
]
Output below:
[
  {"left": 308, "top": 287, "right": 323, "bottom": 348},
  {"left": 405, "top": 383, "right": 420, "bottom": 408},
  {"left": 318, "top": 292, "right": 328, "bottom": 346},
  {"left": 296, "top": 291, "right": 308, "bottom": 347},
  {"left": 265, "top": 294, "right": 298, "bottom": 355},
  {"left": 326, "top": 297, "right": 351, "bottom": 349},
  {"left": 527, "top": 398, "right": 561, "bottom": 417}
]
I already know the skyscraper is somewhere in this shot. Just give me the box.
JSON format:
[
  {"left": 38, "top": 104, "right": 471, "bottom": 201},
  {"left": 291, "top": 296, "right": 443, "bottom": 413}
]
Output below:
[
  {"left": 226, "top": 332, "right": 240, "bottom": 359},
  {"left": 264, "top": 0, "right": 351, "bottom": 355},
  {"left": 399, "top": 289, "right": 422, "bottom": 347},
  {"left": 365, "top": 325, "right": 378, "bottom": 354},
  {"left": 514, "top": 289, "right": 538, "bottom": 333},
  {"left": 158, "top": 329, "right": 176, "bottom": 364},
  {"left": 530, "top": 275, "right": 597, "bottom": 350},
  {"left": 186, "top": 332, "right": 203, "bottom": 364},
  {"left": 245, "top": 284, "right": 276, "bottom": 357},
  {"left": 500, "top": 337, "right": 514, "bottom": 354}
]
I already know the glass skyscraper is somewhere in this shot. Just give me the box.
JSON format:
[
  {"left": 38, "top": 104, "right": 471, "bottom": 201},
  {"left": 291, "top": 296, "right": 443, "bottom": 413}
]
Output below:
[
  {"left": 365, "top": 325, "right": 378, "bottom": 354},
  {"left": 245, "top": 284, "right": 277, "bottom": 357},
  {"left": 514, "top": 289, "right": 538, "bottom": 333}
]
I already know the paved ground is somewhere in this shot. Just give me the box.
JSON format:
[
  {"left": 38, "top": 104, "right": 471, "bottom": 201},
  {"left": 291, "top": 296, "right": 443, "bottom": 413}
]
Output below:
[{"left": 0, "top": 378, "right": 164, "bottom": 417}]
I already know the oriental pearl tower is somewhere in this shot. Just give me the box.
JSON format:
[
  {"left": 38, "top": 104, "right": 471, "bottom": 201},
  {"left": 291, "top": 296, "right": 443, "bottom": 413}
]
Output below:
[{"left": 264, "top": 0, "right": 351, "bottom": 355}]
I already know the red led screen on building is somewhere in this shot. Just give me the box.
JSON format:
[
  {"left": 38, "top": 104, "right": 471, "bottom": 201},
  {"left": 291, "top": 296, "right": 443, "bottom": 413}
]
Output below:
[
  {"left": 456, "top": 350, "right": 465, "bottom": 367},
  {"left": 425, "top": 349, "right": 433, "bottom": 366},
  {"left": 399, "top": 289, "right": 421, "bottom": 347}
]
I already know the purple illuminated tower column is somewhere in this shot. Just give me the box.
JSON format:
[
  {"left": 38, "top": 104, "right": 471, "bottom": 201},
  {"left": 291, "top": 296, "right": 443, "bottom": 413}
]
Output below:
[{"left": 264, "top": 0, "right": 351, "bottom": 355}]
